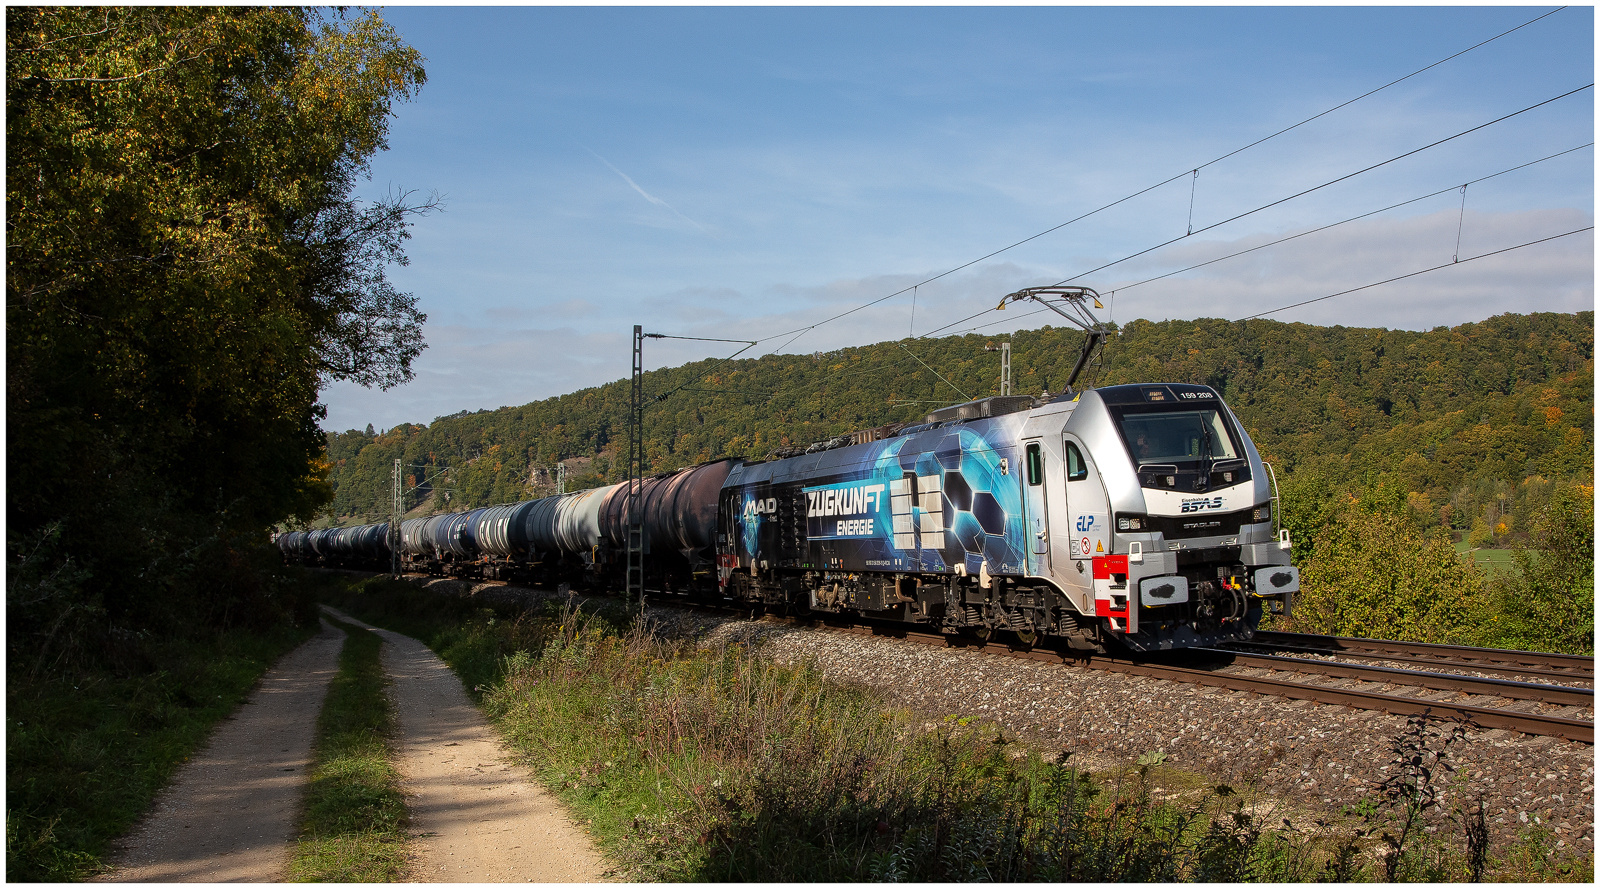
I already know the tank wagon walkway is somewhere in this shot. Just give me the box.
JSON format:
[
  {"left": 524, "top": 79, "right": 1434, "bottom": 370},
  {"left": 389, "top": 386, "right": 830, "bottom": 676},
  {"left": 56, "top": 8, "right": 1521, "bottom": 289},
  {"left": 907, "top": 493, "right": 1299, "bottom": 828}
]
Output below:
[{"left": 101, "top": 610, "right": 607, "bottom": 882}]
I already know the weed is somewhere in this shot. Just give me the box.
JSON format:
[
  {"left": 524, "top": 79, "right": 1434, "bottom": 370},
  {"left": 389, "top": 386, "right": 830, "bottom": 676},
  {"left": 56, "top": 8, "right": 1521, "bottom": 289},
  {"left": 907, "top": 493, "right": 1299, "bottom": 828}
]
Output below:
[
  {"left": 1373, "top": 712, "right": 1470, "bottom": 880},
  {"left": 286, "top": 614, "right": 409, "bottom": 881}
]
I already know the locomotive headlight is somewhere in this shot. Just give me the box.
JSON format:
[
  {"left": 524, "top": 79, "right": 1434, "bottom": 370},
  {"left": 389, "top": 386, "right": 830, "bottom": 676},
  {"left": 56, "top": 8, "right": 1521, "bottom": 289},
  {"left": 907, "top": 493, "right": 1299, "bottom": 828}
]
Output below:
[
  {"left": 1116, "top": 514, "right": 1147, "bottom": 531},
  {"left": 1251, "top": 504, "right": 1272, "bottom": 523}
]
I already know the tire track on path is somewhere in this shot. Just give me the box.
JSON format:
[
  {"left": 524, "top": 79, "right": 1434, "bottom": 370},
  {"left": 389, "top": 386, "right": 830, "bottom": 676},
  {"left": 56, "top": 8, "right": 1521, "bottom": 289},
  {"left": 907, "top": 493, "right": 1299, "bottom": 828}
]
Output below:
[
  {"left": 325, "top": 607, "right": 609, "bottom": 882},
  {"left": 99, "top": 619, "right": 346, "bottom": 882}
]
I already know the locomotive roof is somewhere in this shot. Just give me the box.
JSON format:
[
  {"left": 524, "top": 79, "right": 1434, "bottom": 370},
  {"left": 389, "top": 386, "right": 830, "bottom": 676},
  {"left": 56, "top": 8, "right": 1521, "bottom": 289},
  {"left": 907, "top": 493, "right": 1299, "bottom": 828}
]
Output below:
[{"left": 1093, "top": 383, "right": 1221, "bottom": 405}]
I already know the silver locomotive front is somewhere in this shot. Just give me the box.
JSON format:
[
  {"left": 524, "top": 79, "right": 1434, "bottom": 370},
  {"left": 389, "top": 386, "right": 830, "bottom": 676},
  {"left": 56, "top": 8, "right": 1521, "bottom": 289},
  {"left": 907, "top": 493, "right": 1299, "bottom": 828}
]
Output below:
[{"left": 1055, "top": 383, "right": 1297, "bottom": 651}]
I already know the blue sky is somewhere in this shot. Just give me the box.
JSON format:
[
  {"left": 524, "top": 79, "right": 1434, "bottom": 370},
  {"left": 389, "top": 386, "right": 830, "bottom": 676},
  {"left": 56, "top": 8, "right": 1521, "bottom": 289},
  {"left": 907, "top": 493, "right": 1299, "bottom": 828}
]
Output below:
[{"left": 324, "top": 6, "right": 1594, "bottom": 432}]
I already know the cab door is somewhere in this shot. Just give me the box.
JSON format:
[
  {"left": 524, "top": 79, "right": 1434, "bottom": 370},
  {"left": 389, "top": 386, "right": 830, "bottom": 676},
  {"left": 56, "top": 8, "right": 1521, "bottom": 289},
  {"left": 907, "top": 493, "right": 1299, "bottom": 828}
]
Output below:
[
  {"left": 1021, "top": 440, "right": 1051, "bottom": 577},
  {"left": 1063, "top": 432, "right": 1126, "bottom": 628},
  {"left": 1063, "top": 435, "right": 1110, "bottom": 564}
]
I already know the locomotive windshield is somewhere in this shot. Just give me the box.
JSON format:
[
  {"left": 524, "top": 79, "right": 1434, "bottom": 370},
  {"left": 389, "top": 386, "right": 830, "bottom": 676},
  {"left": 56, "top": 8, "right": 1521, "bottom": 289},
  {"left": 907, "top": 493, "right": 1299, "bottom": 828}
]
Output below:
[{"left": 1116, "top": 409, "right": 1238, "bottom": 465}]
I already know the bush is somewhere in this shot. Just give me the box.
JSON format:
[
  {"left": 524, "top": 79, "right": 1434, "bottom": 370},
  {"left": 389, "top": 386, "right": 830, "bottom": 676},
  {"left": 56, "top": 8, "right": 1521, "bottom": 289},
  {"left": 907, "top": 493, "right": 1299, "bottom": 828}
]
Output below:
[
  {"left": 1488, "top": 483, "right": 1594, "bottom": 654},
  {"left": 480, "top": 608, "right": 1319, "bottom": 881},
  {"left": 329, "top": 575, "right": 1593, "bottom": 883},
  {"left": 1290, "top": 485, "right": 1488, "bottom": 644}
]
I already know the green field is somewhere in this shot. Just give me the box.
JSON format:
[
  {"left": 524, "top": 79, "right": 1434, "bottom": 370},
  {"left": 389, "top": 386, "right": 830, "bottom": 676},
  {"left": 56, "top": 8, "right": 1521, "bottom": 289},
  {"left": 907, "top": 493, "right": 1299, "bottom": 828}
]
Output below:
[{"left": 1455, "top": 543, "right": 1521, "bottom": 579}]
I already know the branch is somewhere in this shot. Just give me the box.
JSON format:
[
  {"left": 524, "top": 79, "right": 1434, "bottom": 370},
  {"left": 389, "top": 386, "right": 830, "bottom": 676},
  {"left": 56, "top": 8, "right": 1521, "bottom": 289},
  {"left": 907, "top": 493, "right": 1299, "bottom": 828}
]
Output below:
[{"left": 34, "top": 50, "right": 211, "bottom": 83}]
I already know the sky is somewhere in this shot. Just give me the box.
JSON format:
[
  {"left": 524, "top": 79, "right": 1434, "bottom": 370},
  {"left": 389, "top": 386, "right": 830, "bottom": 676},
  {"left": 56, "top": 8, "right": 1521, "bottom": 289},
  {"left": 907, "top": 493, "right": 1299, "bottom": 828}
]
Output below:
[{"left": 322, "top": 5, "right": 1595, "bottom": 433}]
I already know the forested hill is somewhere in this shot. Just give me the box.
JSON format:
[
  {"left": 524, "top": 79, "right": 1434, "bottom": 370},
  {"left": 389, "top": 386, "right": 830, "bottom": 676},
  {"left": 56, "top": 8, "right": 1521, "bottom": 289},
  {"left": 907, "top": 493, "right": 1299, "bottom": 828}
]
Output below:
[{"left": 323, "top": 311, "right": 1592, "bottom": 544}]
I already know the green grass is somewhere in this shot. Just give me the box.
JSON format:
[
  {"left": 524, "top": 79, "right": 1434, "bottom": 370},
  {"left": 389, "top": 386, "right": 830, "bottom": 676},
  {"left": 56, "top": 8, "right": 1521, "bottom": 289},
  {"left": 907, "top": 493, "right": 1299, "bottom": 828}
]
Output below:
[
  {"left": 5, "top": 621, "right": 317, "bottom": 882},
  {"left": 315, "top": 574, "right": 625, "bottom": 698},
  {"left": 287, "top": 613, "right": 410, "bottom": 882},
  {"left": 1455, "top": 541, "right": 1522, "bottom": 580},
  {"left": 324, "top": 574, "right": 1594, "bottom": 883}
]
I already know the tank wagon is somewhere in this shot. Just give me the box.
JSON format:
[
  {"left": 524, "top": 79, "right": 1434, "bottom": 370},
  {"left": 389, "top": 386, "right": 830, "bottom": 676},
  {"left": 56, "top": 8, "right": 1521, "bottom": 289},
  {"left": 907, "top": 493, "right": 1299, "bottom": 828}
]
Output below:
[
  {"left": 282, "top": 288, "right": 1297, "bottom": 652},
  {"left": 277, "top": 522, "right": 392, "bottom": 568}
]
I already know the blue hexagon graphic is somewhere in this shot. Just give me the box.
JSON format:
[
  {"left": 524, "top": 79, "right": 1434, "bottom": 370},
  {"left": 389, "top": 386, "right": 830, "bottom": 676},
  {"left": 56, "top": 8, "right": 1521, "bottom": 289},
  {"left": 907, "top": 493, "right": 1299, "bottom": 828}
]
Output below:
[
  {"left": 972, "top": 491, "right": 1006, "bottom": 536},
  {"left": 944, "top": 471, "right": 973, "bottom": 511},
  {"left": 952, "top": 512, "right": 986, "bottom": 555}
]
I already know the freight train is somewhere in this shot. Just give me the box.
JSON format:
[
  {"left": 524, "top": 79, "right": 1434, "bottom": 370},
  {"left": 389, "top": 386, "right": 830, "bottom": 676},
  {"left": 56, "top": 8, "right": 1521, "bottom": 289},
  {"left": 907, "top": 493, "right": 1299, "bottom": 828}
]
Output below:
[{"left": 281, "top": 379, "right": 1299, "bottom": 653}]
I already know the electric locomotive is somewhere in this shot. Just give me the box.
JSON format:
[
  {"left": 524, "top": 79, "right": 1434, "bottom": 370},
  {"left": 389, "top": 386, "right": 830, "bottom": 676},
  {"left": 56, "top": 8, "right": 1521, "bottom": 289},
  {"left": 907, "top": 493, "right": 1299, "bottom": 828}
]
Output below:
[
  {"left": 717, "top": 381, "right": 1296, "bottom": 652},
  {"left": 282, "top": 286, "right": 1297, "bottom": 653}
]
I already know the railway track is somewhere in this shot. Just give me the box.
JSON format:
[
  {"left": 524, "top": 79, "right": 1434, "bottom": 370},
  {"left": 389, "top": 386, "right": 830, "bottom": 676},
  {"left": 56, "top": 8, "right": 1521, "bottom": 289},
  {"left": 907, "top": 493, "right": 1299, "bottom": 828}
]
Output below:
[
  {"left": 382, "top": 573, "right": 1596, "bottom": 745},
  {"left": 1234, "top": 630, "right": 1595, "bottom": 685},
  {"left": 781, "top": 615, "right": 1594, "bottom": 745}
]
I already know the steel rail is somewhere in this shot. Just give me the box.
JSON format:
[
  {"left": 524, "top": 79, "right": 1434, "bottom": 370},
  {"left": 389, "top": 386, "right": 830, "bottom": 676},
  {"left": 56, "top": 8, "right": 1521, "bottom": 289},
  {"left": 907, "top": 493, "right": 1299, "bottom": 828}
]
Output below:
[
  {"left": 1250, "top": 631, "right": 1595, "bottom": 676},
  {"left": 814, "top": 620, "right": 1593, "bottom": 745},
  {"left": 1085, "top": 654, "right": 1593, "bottom": 745},
  {"left": 1191, "top": 648, "right": 1595, "bottom": 708},
  {"left": 1230, "top": 639, "right": 1592, "bottom": 685}
]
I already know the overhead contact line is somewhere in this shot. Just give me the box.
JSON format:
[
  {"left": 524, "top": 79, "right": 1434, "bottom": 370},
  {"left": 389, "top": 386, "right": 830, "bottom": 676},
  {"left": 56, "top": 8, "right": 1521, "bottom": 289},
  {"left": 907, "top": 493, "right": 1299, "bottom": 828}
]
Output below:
[
  {"left": 1240, "top": 225, "right": 1593, "bottom": 320},
  {"left": 747, "top": 7, "right": 1570, "bottom": 356},
  {"left": 925, "top": 142, "right": 1595, "bottom": 337},
  {"left": 1041, "top": 82, "right": 1594, "bottom": 291}
]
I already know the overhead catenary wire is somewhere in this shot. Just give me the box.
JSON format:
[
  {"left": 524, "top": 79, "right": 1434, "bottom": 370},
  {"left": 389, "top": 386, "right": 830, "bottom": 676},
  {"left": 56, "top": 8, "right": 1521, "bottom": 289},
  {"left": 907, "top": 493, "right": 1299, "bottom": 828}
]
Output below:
[
  {"left": 1105, "top": 143, "right": 1592, "bottom": 298},
  {"left": 1186, "top": 169, "right": 1199, "bottom": 236},
  {"left": 636, "top": 9, "right": 1581, "bottom": 419},
  {"left": 1239, "top": 226, "right": 1594, "bottom": 321},
  {"left": 921, "top": 115, "right": 1593, "bottom": 340},
  {"left": 741, "top": 6, "right": 1569, "bottom": 357},
  {"left": 637, "top": 333, "right": 758, "bottom": 405},
  {"left": 1043, "top": 83, "right": 1593, "bottom": 289},
  {"left": 926, "top": 142, "right": 1595, "bottom": 338},
  {"left": 903, "top": 226, "right": 1592, "bottom": 401},
  {"left": 897, "top": 342, "right": 971, "bottom": 401}
]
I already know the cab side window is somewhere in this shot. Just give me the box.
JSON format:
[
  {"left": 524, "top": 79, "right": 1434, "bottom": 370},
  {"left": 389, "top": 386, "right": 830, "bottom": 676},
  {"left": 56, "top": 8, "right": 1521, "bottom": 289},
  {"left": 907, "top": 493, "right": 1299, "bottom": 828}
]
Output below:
[
  {"left": 1025, "top": 443, "right": 1043, "bottom": 486},
  {"left": 1065, "top": 441, "right": 1088, "bottom": 482}
]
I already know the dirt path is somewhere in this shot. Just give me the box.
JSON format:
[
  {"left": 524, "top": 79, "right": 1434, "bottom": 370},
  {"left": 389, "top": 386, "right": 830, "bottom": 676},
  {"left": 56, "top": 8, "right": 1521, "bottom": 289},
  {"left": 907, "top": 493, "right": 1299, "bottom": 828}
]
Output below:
[
  {"left": 325, "top": 607, "right": 610, "bottom": 882},
  {"left": 99, "top": 620, "right": 346, "bottom": 882}
]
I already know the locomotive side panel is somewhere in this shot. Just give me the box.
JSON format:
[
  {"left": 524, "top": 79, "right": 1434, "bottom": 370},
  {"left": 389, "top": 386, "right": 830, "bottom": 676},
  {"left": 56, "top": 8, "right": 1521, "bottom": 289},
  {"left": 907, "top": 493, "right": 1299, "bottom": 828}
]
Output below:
[{"left": 721, "top": 417, "right": 1031, "bottom": 580}]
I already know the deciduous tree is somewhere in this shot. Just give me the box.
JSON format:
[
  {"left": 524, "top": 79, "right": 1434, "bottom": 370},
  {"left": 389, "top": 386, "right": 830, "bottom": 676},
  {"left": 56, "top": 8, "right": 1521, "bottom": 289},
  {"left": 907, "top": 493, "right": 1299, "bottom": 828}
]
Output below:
[{"left": 7, "top": 7, "right": 429, "bottom": 639}]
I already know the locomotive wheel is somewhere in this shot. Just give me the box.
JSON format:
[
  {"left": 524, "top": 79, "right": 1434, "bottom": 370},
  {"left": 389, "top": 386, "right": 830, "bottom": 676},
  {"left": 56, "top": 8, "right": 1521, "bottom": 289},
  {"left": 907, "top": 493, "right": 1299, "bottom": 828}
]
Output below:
[{"left": 1016, "top": 629, "right": 1037, "bottom": 648}]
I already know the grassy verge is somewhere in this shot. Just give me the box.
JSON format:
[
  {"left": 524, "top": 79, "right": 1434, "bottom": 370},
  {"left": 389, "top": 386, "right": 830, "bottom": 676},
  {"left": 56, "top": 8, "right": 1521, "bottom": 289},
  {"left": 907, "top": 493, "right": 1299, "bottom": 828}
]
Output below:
[
  {"left": 6, "top": 621, "right": 317, "bottom": 882},
  {"left": 325, "top": 574, "right": 1594, "bottom": 883},
  {"left": 315, "top": 574, "right": 625, "bottom": 698},
  {"left": 286, "top": 613, "right": 409, "bottom": 882}
]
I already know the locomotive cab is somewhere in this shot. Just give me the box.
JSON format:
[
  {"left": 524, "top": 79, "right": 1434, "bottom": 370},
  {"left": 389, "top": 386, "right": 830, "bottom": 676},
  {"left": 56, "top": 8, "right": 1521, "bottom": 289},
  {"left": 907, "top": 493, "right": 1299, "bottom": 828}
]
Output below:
[{"left": 1057, "top": 384, "right": 1297, "bottom": 651}]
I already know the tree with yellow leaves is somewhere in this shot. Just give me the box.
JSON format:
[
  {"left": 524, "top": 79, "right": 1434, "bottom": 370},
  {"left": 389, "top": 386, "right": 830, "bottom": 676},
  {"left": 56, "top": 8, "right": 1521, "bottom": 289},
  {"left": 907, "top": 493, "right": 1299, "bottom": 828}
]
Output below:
[{"left": 8, "top": 7, "right": 430, "bottom": 640}]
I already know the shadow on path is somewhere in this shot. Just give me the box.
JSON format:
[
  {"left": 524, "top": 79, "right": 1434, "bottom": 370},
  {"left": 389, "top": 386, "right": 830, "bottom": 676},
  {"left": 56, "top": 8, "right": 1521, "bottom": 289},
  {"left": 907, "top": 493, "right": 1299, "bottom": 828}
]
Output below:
[{"left": 98, "top": 620, "right": 345, "bottom": 882}]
